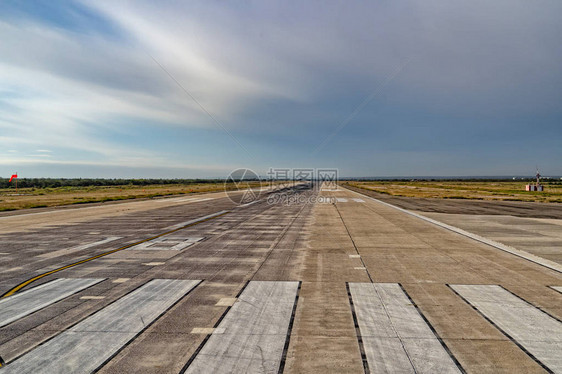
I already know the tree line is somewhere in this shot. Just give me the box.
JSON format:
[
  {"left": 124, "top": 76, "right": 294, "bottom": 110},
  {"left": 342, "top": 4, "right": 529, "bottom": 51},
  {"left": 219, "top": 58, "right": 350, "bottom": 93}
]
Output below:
[{"left": 0, "top": 178, "right": 227, "bottom": 189}]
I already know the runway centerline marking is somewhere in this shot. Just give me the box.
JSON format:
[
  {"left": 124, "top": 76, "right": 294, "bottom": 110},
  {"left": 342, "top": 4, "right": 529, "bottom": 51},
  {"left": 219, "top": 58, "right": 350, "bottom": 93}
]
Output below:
[
  {"left": 183, "top": 281, "right": 300, "bottom": 374},
  {"left": 0, "top": 279, "right": 201, "bottom": 374},
  {"left": 451, "top": 284, "right": 562, "bottom": 372},
  {"left": 0, "top": 210, "right": 229, "bottom": 299},
  {"left": 349, "top": 282, "right": 462, "bottom": 374},
  {"left": 0, "top": 278, "right": 104, "bottom": 328}
]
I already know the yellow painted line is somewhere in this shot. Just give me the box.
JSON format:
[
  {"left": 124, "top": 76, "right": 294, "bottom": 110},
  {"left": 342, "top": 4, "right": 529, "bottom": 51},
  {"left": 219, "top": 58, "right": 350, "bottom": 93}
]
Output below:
[{"left": 0, "top": 211, "right": 229, "bottom": 299}]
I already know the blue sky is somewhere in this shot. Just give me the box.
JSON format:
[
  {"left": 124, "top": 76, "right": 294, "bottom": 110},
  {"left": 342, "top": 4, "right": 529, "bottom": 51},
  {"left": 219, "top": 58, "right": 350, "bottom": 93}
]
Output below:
[{"left": 1, "top": 0, "right": 561, "bottom": 178}]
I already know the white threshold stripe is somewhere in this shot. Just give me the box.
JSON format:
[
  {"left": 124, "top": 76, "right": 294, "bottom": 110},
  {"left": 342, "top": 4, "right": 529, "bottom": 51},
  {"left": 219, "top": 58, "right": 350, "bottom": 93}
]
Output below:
[
  {"left": 343, "top": 186, "right": 562, "bottom": 274},
  {"left": 349, "top": 283, "right": 461, "bottom": 374},
  {"left": 185, "top": 281, "right": 299, "bottom": 374},
  {"left": 164, "top": 210, "right": 229, "bottom": 231},
  {"left": 451, "top": 284, "right": 562, "bottom": 372},
  {"left": 0, "top": 278, "right": 105, "bottom": 328},
  {"left": 551, "top": 286, "right": 562, "bottom": 294},
  {"left": 2, "top": 279, "right": 201, "bottom": 374}
]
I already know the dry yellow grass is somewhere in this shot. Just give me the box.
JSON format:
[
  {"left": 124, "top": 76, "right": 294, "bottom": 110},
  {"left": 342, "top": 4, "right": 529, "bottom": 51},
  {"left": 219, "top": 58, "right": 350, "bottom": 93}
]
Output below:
[
  {"left": 343, "top": 180, "right": 562, "bottom": 203},
  {"left": 0, "top": 181, "right": 268, "bottom": 211}
]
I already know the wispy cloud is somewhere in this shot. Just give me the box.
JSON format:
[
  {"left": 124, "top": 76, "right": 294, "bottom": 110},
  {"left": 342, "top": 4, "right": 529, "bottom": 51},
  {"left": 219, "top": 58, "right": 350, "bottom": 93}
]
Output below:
[{"left": 0, "top": 0, "right": 561, "bottom": 177}]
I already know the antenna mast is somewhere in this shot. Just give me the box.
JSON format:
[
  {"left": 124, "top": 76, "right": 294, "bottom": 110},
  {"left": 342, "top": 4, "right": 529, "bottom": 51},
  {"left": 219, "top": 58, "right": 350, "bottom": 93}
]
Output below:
[{"left": 536, "top": 166, "right": 541, "bottom": 187}]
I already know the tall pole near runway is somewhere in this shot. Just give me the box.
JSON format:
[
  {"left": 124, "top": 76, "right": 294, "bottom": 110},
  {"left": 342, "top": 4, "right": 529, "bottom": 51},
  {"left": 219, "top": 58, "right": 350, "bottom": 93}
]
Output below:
[{"left": 536, "top": 167, "right": 541, "bottom": 188}]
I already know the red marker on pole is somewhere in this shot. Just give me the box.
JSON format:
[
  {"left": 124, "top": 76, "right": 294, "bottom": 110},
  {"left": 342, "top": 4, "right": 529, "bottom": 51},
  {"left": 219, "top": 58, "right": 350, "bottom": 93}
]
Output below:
[{"left": 9, "top": 173, "right": 17, "bottom": 194}]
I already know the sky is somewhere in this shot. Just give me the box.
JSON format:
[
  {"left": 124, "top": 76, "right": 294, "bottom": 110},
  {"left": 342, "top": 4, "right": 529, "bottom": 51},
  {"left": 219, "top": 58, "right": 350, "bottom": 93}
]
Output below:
[{"left": 1, "top": 0, "right": 561, "bottom": 178}]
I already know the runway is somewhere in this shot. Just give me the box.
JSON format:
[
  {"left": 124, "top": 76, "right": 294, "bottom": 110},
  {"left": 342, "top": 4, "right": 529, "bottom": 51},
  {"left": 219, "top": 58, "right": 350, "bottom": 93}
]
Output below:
[{"left": 0, "top": 184, "right": 561, "bottom": 373}]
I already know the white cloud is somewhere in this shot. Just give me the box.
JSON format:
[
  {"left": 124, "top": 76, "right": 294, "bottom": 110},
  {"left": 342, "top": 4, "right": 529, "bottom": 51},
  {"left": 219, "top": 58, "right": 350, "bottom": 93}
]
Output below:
[
  {"left": 0, "top": 7, "right": 317, "bottom": 169},
  {"left": 0, "top": 155, "right": 236, "bottom": 172},
  {"left": 1, "top": 1, "right": 561, "bottom": 176}
]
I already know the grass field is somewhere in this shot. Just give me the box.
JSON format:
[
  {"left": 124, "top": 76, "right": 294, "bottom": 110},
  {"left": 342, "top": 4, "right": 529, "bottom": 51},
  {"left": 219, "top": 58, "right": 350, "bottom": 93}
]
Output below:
[
  {"left": 0, "top": 182, "right": 266, "bottom": 211},
  {"left": 343, "top": 180, "right": 562, "bottom": 203}
]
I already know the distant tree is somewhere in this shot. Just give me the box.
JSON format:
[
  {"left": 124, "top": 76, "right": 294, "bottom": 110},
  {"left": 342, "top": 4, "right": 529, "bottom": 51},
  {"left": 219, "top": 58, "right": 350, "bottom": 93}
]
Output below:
[{"left": 0, "top": 178, "right": 229, "bottom": 189}]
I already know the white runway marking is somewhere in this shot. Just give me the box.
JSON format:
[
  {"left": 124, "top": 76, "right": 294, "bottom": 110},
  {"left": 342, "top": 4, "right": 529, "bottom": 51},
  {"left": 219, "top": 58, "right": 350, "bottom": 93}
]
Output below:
[
  {"left": 551, "top": 286, "right": 562, "bottom": 294},
  {"left": 216, "top": 297, "right": 237, "bottom": 306},
  {"left": 67, "top": 237, "right": 122, "bottom": 251},
  {"left": 164, "top": 210, "right": 228, "bottom": 230},
  {"left": 156, "top": 197, "right": 214, "bottom": 203},
  {"left": 127, "top": 236, "right": 204, "bottom": 251},
  {"left": 155, "top": 197, "right": 197, "bottom": 203},
  {"left": 0, "top": 278, "right": 104, "bottom": 328},
  {"left": 184, "top": 281, "right": 299, "bottom": 373},
  {"left": 352, "top": 198, "right": 365, "bottom": 202},
  {"left": 451, "top": 284, "right": 562, "bottom": 372},
  {"left": 316, "top": 196, "right": 336, "bottom": 204},
  {"left": 38, "top": 237, "right": 122, "bottom": 258},
  {"left": 112, "top": 278, "right": 130, "bottom": 283},
  {"left": 349, "top": 283, "right": 461, "bottom": 374},
  {"left": 238, "top": 200, "right": 260, "bottom": 207},
  {"left": 2, "top": 279, "right": 200, "bottom": 374},
  {"left": 191, "top": 327, "right": 216, "bottom": 334},
  {"left": 336, "top": 197, "right": 348, "bottom": 202}
]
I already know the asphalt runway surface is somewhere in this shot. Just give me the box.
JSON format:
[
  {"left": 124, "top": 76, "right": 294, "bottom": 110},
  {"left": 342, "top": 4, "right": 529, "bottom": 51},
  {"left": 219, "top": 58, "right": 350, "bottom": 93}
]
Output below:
[{"left": 0, "top": 184, "right": 561, "bottom": 373}]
